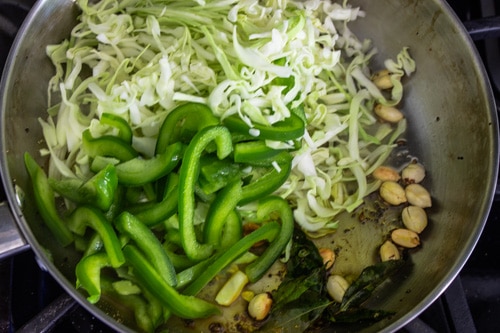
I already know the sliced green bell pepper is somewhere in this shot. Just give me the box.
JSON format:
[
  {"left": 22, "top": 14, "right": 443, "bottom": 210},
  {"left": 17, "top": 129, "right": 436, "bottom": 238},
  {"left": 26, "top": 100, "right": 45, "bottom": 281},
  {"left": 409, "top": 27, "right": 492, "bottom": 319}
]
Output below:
[
  {"left": 178, "top": 125, "right": 233, "bottom": 261},
  {"left": 175, "top": 258, "right": 213, "bottom": 290},
  {"left": 82, "top": 129, "right": 138, "bottom": 161},
  {"left": 223, "top": 112, "right": 305, "bottom": 142},
  {"left": 234, "top": 140, "right": 292, "bottom": 166},
  {"left": 76, "top": 252, "right": 110, "bottom": 304},
  {"left": 245, "top": 196, "right": 294, "bottom": 282},
  {"left": 239, "top": 154, "right": 292, "bottom": 205},
  {"left": 101, "top": 276, "right": 163, "bottom": 333},
  {"left": 115, "top": 212, "right": 177, "bottom": 287},
  {"left": 83, "top": 233, "right": 104, "bottom": 258},
  {"left": 156, "top": 102, "right": 220, "bottom": 154},
  {"left": 233, "top": 140, "right": 282, "bottom": 164},
  {"left": 220, "top": 210, "right": 243, "bottom": 250},
  {"left": 48, "top": 164, "right": 118, "bottom": 211},
  {"left": 104, "top": 184, "right": 125, "bottom": 222},
  {"left": 128, "top": 173, "right": 179, "bottom": 227},
  {"left": 183, "top": 221, "right": 280, "bottom": 296},
  {"left": 162, "top": 242, "right": 197, "bottom": 271},
  {"left": 68, "top": 205, "right": 125, "bottom": 267},
  {"left": 100, "top": 112, "right": 133, "bottom": 144},
  {"left": 123, "top": 244, "right": 220, "bottom": 319},
  {"left": 24, "top": 152, "right": 73, "bottom": 246},
  {"left": 198, "top": 156, "right": 242, "bottom": 194},
  {"left": 114, "top": 142, "right": 182, "bottom": 186},
  {"left": 203, "top": 179, "right": 242, "bottom": 248}
]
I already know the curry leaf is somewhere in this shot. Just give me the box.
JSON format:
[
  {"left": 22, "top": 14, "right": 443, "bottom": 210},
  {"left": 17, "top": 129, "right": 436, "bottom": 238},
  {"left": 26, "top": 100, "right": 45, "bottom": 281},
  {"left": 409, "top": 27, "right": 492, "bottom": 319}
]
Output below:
[
  {"left": 268, "top": 228, "right": 405, "bottom": 330},
  {"left": 261, "top": 292, "right": 331, "bottom": 333},
  {"left": 286, "top": 228, "right": 325, "bottom": 278},
  {"left": 272, "top": 267, "right": 325, "bottom": 313},
  {"left": 340, "top": 259, "right": 405, "bottom": 311}
]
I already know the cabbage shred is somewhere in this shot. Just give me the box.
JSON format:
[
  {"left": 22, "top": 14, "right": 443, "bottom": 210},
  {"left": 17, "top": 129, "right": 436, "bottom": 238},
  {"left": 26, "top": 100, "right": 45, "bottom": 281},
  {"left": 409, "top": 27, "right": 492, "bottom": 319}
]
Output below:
[{"left": 43, "top": 0, "right": 415, "bottom": 236}]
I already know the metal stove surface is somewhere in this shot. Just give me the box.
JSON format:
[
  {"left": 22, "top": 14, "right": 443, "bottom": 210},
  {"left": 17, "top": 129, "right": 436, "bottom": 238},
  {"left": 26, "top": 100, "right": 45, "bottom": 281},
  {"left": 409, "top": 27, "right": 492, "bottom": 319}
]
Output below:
[{"left": 1, "top": 0, "right": 500, "bottom": 332}]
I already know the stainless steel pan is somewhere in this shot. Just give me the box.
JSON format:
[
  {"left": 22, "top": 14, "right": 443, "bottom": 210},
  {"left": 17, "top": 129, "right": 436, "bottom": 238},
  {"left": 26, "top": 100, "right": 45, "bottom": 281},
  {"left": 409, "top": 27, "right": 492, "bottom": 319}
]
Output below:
[{"left": 0, "top": 0, "right": 498, "bottom": 332}]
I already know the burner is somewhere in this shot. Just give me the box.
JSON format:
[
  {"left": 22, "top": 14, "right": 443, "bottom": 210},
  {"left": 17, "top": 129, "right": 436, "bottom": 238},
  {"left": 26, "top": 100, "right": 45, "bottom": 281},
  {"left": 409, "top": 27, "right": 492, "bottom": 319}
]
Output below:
[{"left": 0, "top": 0, "right": 34, "bottom": 71}]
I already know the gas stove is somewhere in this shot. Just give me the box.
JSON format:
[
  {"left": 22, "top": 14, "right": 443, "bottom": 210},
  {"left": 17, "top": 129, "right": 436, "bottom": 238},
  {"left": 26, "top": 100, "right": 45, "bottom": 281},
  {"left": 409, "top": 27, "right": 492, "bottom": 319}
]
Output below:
[{"left": 1, "top": 1, "right": 499, "bottom": 332}]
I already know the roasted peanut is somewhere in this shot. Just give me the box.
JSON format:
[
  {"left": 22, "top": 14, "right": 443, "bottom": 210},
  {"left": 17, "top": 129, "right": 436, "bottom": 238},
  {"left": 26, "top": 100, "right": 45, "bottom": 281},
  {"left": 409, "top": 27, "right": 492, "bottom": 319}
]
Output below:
[
  {"left": 405, "top": 183, "right": 432, "bottom": 208},
  {"left": 373, "top": 166, "right": 401, "bottom": 182},
  {"left": 374, "top": 104, "right": 404, "bottom": 123},
  {"left": 402, "top": 163, "right": 426, "bottom": 184},
  {"left": 372, "top": 69, "right": 394, "bottom": 90},
  {"left": 319, "top": 248, "right": 336, "bottom": 270},
  {"left": 402, "top": 205, "right": 428, "bottom": 233},
  {"left": 248, "top": 293, "right": 273, "bottom": 321},
  {"left": 391, "top": 228, "right": 420, "bottom": 248},
  {"left": 379, "top": 240, "right": 401, "bottom": 261},
  {"left": 380, "top": 181, "right": 407, "bottom": 206},
  {"left": 327, "top": 275, "right": 350, "bottom": 303}
]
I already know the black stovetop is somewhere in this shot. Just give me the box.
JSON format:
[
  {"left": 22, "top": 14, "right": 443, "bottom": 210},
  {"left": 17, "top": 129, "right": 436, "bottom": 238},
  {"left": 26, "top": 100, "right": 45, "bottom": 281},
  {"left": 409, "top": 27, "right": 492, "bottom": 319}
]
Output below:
[{"left": 1, "top": 1, "right": 500, "bottom": 332}]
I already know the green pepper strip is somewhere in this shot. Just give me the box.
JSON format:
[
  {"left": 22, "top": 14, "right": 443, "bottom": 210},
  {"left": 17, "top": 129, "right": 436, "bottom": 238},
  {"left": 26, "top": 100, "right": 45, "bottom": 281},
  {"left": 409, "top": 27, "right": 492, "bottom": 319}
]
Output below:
[
  {"left": 48, "top": 164, "right": 118, "bottom": 211},
  {"left": 233, "top": 140, "right": 282, "bottom": 164},
  {"left": 163, "top": 242, "right": 197, "bottom": 271},
  {"left": 183, "top": 221, "right": 280, "bottom": 296},
  {"left": 156, "top": 102, "right": 220, "bottom": 154},
  {"left": 115, "top": 212, "right": 177, "bottom": 287},
  {"left": 203, "top": 179, "right": 242, "bottom": 247},
  {"left": 24, "top": 153, "right": 73, "bottom": 246},
  {"left": 68, "top": 206, "right": 125, "bottom": 267},
  {"left": 220, "top": 210, "right": 242, "bottom": 250},
  {"left": 194, "top": 183, "right": 216, "bottom": 203},
  {"left": 100, "top": 112, "right": 133, "bottom": 144},
  {"left": 83, "top": 233, "right": 104, "bottom": 258},
  {"left": 198, "top": 156, "right": 241, "bottom": 194},
  {"left": 164, "top": 228, "right": 183, "bottom": 248},
  {"left": 239, "top": 155, "right": 292, "bottom": 205},
  {"left": 90, "top": 156, "right": 119, "bottom": 173},
  {"left": 236, "top": 148, "right": 292, "bottom": 167},
  {"left": 245, "top": 196, "right": 294, "bottom": 282},
  {"left": 101, "top": 276, "right": 162, "bottom": 333},
  {"left": 178, "top": 125, "right": 233, "bottom": 261},
  {"left": 82, "top": 129, "right": 138, "bottom": 161},
  {"left": 123, "top": 244, "right": 220, "bottom": 319},
  {"left": 223, "top": 112, "right": 305, "bottom": 141},
  {"left": 128, "top": 173, "right": 179, "bottom": 227},
  {"left": 176, "top": 258, "right": 213, "bottom": 289},
  {"left": 104, "top": 185, "right": 125, "bottom": 222},
  {"left": 75, "top": 252, "right": 110, "bottom": 304},
  {"left": 113, "top": 142, "right": 183, "bottom": 186}
]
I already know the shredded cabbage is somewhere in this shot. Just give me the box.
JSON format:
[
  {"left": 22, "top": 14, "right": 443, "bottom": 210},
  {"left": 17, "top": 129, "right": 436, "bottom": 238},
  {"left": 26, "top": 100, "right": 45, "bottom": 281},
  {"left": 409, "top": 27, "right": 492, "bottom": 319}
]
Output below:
[{"left": 43, "top": 0, "right": 415, "bottom": 236}]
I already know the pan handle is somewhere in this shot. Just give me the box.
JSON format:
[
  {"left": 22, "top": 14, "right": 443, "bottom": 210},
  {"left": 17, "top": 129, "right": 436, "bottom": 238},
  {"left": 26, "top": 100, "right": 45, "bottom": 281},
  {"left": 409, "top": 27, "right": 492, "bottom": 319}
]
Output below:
[
  {"left": 0, "top": 201, "right": 29, "bottom": 260},
  {"left": 463, "top": 16, "right": 500, "bottom": 40}
]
